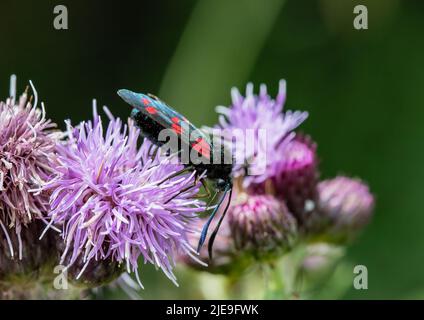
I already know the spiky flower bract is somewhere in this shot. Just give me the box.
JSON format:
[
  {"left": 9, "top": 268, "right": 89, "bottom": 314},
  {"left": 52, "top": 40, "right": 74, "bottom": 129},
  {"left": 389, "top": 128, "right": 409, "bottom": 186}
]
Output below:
[
  {"left": 182, "top": 214, "right": 241, "bottom": 275},
  {"left": 52, "top": 230, "right": 124, "bottom": 288},
  {"left": 0, "top": 76, "right": 59, "bottom": 260},
  {"left": 42, "top": 104, "right": 206, "bottom": 286},
  {"left": 0, "top": 220, "right": 54, "bottom": 283},
  {"left": 228, "top": 193, "right": 297, "bottom": 259}
]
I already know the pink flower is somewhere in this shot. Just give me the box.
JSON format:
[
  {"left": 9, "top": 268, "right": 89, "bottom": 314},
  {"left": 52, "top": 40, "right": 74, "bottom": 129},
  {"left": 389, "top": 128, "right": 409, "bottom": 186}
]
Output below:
[
  {"left": 42, "top": 103, "right": 206, "bottom": 286},
  {"left": 0, "top": 76, "right": 60, "bottom": 260}
]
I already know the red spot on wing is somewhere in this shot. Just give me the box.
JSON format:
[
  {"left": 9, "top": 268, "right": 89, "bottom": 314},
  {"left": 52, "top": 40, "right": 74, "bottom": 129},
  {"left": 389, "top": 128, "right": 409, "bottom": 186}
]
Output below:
[
  {"left": 146, "top": 106, "right": 157, "bottom": 114},
  {"left": 171, "top": 117, "right": 180, "bottom": 123},
  {"left": 142, "top": 98, "right": 150, "bottom": 106},
  {"left": 192, "top": 138, "right": 211, "bottom": 159},
  {"left": 172, "top": 123, "right": 182, "bottom": 135}
]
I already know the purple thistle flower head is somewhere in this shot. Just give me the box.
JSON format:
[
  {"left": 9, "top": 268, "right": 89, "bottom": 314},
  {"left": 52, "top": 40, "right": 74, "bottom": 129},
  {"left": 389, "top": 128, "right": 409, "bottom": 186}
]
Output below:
[
  {"left": 215, "top": 80, "right": 308, "bottom": 187},
  {"left": 42, "top": 102, "right": 206, "bottom": 286},
  {"left": 317, "top": 176, "right": 375, "bottom": 243},
  {"left": 0, "top": 76, "right": 59, "bottom": 260}
]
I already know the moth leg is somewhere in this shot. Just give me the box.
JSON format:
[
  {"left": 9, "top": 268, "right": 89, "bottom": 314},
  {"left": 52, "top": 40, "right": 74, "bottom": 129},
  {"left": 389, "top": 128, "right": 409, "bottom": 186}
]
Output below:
[
  {"left": 145, "top": 147, "right": 180, "bottom": 170},
  {"left": 193, "top": 177, "right": 211, "bottom": 199},
  {"left": 150, "top": 145, "right": 160, "bottom": 160},
  {"left": 146, "top": 143, "right": 155, "bottom": 159},
  {"left": 164, "top": 171, "right": 207, "bottom": 204},
  {"left": 207, "top": 187, "right": 233, "bottom": 259},
  {"left": 157, "top": 166, "right": 193, "bottom": 186},
  {"left": 197, "top": 186, "right": 230, "bottom": 254},
  {"left": 164, "top": 179, "right": 197, "bottom": 204},
  {"left": 198, "top": 189, "right": 219, "bottom": 219}
]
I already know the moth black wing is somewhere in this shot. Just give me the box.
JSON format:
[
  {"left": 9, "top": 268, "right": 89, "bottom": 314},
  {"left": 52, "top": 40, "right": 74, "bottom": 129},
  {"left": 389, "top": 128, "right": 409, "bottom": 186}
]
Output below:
[{"left": 118, "top": 89, "right": 212, "bottom": 160}]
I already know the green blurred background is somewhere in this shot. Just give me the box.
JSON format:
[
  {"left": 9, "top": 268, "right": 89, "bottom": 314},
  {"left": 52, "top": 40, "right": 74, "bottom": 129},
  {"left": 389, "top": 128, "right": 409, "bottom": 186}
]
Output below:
[{"left": 0, "top": 0, "right": 423, "bottom": 299}]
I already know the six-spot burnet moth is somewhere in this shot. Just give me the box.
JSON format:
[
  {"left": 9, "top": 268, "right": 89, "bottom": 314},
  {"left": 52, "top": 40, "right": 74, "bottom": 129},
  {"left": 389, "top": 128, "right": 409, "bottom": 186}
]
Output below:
[{"left": 117, "top": 89, "right": 233, "bottom": 259}]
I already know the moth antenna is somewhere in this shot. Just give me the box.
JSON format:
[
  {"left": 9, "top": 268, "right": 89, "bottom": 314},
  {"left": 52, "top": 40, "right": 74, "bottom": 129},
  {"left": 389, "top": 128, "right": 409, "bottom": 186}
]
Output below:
[
  {"left": 197, "top": 186, "right": 229, "bottom": 253},
  {"left": 196, "top": 186, "right": 229, "bottom": 253},
  {"left": 207, "top": 186, "right": 232, "bottom": 260}
]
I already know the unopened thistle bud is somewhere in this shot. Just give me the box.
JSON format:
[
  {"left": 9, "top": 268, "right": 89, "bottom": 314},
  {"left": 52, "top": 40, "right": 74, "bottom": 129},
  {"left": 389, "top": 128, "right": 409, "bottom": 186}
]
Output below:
[
  {"left": 0, "top": 220, "right": 54, "bottom": 283},
  {"left": 228, "top": 194, "right": 297, "bottom": 260},
  {"left": 68, "top": 259, "right": 123, "bottom": 288},
  {"left": 182, "top": 216, "right": 242, "bottom": 275},
  {"left": 317, "top": 176, "right": 374, "bottom": 243},
  {"left": 52, "top": 235, "right": 124, "bottom": 288},
  {"left": 248, "top": 136, "right": 319, "bottom": 231},
  {"left": 270, "top": 135, "right": 319, "bottom": 226}
]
